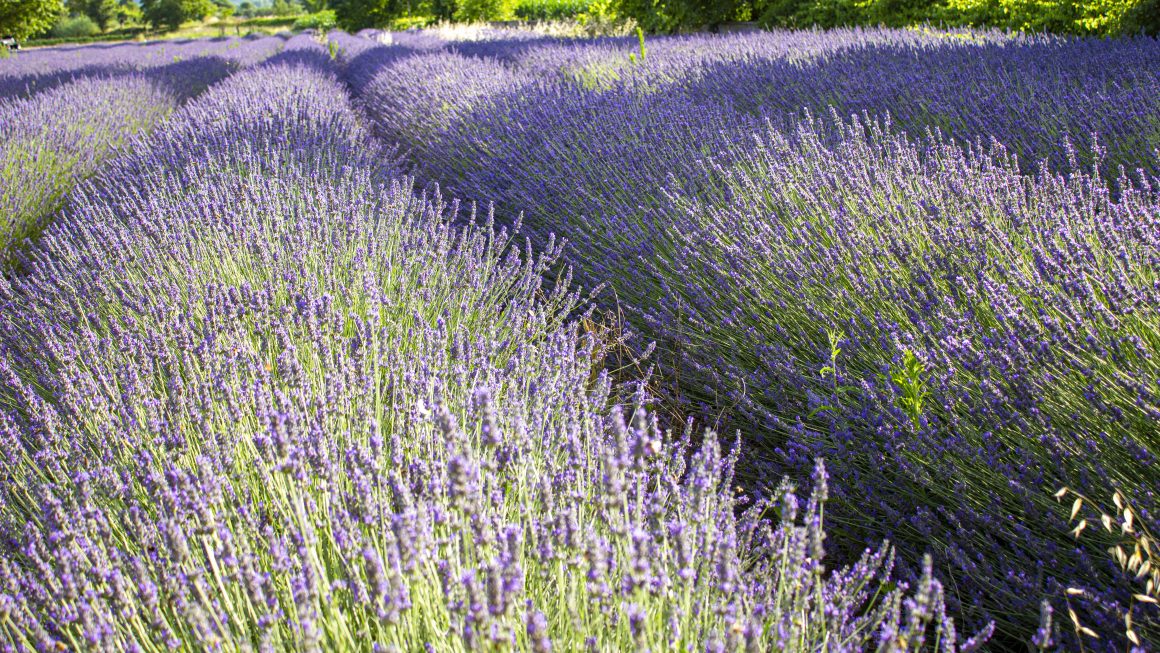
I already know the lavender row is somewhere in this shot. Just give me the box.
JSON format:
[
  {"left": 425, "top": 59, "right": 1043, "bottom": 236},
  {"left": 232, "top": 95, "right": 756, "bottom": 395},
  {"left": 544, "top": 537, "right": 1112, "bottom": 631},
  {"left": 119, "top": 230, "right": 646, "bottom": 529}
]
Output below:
[
  {"left": 0, "top": 56, "right": 243, "bottom": 263},
  {"left": 418, "top": 28, "right": 1160, "bottom": 176},
  {"left": 341, "top": 30, "right": 1160, "bottom": 647},
  {"left": 0, "top": 35, "right": 284, "bottom": 101},
  {"left": 0, "top": 36, "right": 986, "bottom": 651}
]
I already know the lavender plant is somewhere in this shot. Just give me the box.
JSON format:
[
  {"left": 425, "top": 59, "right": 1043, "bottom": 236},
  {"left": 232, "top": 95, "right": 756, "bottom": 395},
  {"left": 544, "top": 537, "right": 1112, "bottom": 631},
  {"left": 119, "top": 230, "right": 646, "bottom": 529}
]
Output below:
[{"left": 0, "top": 37, "right": 987, "bottom": 652}]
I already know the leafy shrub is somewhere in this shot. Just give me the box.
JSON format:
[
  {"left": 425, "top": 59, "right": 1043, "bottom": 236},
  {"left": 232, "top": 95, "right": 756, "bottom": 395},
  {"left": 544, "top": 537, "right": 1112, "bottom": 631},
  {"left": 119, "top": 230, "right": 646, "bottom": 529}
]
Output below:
[
  {"left": 50, "top": 14, "right": 100, "bottom": 38},
  {"left": 141, "top": 0, "right": 216, "bottom": 31},
  {"left": 455, "top": 0, "right": 518, "bottom": 20},
  {"left": 391, "top": 13, "right": 436, "bottom": 28},
  {"left": 616, "top": 0, "right": 747, "bottom": 31},
  {"left": 1121, "top": 0, "right": 1160, "bottom": 33},
  {"left": 25, "top": 30, "right": 147, "bottom": 46},
  {"left": 292, "top": 8, "right": 337, "bottom": 29},
  {"left": 241, "top": 14, "right": 300, "bottom": 26},
  {"left": 623, "top": 0, "right": 1159, "bottom": 34},
  {"left": 515, "top": 0, "right": 592, "bottom": 20}
]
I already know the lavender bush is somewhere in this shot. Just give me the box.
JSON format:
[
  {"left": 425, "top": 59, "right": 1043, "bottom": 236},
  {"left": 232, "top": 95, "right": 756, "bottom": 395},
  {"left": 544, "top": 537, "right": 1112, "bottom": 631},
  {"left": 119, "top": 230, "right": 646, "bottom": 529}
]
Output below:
[
  {"left": 0, "top": 37, "right": 986, "bottom": 652},
  {"left": 341, "top": 28, "right": 1160, "bottom": 647}
]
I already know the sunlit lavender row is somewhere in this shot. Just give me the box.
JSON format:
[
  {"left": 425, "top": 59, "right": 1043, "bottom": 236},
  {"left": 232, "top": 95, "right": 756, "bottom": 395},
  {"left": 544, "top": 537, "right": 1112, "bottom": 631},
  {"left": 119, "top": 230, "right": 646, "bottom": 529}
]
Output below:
[
  {"left": 0, "top": 35, "right": 992, "bottom": 652},
  {"left": 0, "top": 59, "right": 266, "bottom": 263},
  {"left": 0, "top": 35, "right": 285, "bottom": 263},
  {"left": 336, "top": 27, "right": 1160, "bottom": 649}
]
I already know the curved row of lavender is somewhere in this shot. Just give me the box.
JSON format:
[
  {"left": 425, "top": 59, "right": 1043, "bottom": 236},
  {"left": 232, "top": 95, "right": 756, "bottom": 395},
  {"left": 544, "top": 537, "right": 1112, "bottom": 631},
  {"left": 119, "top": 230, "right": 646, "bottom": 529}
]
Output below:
[
  {"left": 0, "top": 48, "right": 275, "bottom": 265},
  {"left": 346, "top": 29, "right": 1160, "bottom": 177},
  {"left": 0, "top": 35, "right": 284, "bottom": 101},
  {"left": 337, "top": 29, "right": 1160, "bottom": 647},
  {"left": 0, "top": 36, "right": 988, "bottom": 651}
]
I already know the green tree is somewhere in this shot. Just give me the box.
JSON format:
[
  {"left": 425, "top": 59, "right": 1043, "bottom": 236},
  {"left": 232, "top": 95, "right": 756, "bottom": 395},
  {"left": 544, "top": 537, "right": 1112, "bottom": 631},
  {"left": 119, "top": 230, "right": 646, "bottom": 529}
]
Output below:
[
  {"left": 430, "top": 0, "right": 457, "bottom": 17},
  {"left": 271, "top": 0, "right": 305, "bottom": 14},
  {"left": 454, "top": 0, "right": 515, "bottom": 20},
  {"left": 114, "top": 0, "right": 143, "bottom": 25},
  {"left": 211, "top": 0, "right": 235, "bottom": 17},
  {"left": 332, "top": 0, "right": 406, "bottom": 29},
  {"left": 68, "top": 0, "right": 119, "bottom": 30},
  {"left": 141, "top": 0, "right": 215, "bottom": 29},
  {"left": 627, "top": 0, "right": 1154, "bottom": 34},
  {"left": 0, "top": 0, "right": 64, "bottom": 39},
  {"left": 1122, "top": 0, "right": 1159, "bottom": 33},
  {"left": 51, "top": 12, "right": 99, "bottom": 35},
  {"left": 616, "top": 0, "right": 743, "bottom": 31}
]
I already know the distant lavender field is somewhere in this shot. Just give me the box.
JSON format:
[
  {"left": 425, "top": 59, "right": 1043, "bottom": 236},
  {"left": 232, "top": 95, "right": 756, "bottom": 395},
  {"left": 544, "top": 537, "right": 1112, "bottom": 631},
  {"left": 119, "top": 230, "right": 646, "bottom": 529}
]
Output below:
[{"left": 0, "top": 27, "right": 1156, "bottom": 652}]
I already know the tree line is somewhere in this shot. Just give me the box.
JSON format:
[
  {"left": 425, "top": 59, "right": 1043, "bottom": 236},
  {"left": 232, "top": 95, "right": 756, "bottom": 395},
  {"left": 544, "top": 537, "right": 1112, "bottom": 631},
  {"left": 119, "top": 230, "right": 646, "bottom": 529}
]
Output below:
[
  {"left": 3, "top": 0, "right": 1156, "bottom": 49},
  {"left": 1, "top": 0, "right": 329, "bottom": 40},
  {"left": 328, "top": 0, "right": 1158, "bottom": 35}
]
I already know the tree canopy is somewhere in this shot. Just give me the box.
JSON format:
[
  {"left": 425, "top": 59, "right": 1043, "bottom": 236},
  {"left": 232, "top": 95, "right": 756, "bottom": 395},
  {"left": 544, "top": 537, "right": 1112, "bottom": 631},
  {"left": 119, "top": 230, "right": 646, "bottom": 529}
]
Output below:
[
  {"left": 0, "top": 0, "right": 64, "bottom": 39},
  {"left": 140, "top": 0, "right": 215, "bottom": 30}
]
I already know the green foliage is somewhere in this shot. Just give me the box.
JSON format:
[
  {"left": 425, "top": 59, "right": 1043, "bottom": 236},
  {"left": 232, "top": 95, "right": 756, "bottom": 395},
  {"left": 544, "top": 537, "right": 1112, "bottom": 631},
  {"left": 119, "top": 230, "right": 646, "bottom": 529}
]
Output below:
[
  {"left": 24, "top": 28, "right": 144, "bottom": 44},
  {"left": 891, "top": 351, "right": 929, "bottom": 428},
  {"left": 576, "top": 0, "right": 620, "bottom": 29},
  {"left": 211, "top": 0, "right": 234, "bottom": 18},
  {"left": 514, "top": 0, "right": 590, "bottom": 20},
  {"left": 293, "top": 7, "right": 336, "bottom": 26},
  {"left": 455, "top": 0, "right": 517, "bottom": 20},
  {"left": 810, "top": 329, "right": 847, "bottom": 418},
  {"left": 1122, "top": 0, "right": 1159, "bottom": 33},
  {"left": 0, "top": 0, "right": 64, "bottom": 39},
  {"left": 238, "top": 13, "right": 298, "bottom": 25},
  {"left": 271, "top": 0, "right": 305, "bottom": 15},
  {"left": 332, "top": 0, "right": 408, "bottom": 29},
  {"left": 391, "top": 12, "right": 434, "bottom": 26},
  {"left": 114, "top": 0, "right": 143, "bottom": 26},
  {"left": 859, "top": 0, "right": 933, "bottom": 26},
  {"left": 429, "top": 0, "right": 458, "bottom": 18},
  {"left": 615, "top": 0, "right": 746, "bottom": 31},
  {"left": 620, "top": 0, "right": 1159, "bottom": 34},
  {"left": 68, "top": 0, "right": 119, "bottom": 30},
  {"left": 51, "top": 13, "right": 100, "bottom": 36},
  {"left": 321, "top": 0, "right": 1156, "bottom": 32},
  {"left": 627, "top": 24, "right": 645, "bottom": 61},
  {"left": 934, "top": 0, "right": 1157, "bottom": 33},
  {"left": 612, "top": 0, "right": 665, "bottom": 31},
  {"left": 141, "top": 0, "right": 215, "bottom": 29}
]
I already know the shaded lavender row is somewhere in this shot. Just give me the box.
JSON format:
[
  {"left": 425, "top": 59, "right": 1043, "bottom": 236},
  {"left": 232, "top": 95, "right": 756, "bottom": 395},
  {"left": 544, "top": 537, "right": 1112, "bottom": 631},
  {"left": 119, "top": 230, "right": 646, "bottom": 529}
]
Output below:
[
  {"left": 0, "top": 35, "right": 987, "bottom": 651},
  {"left": 0, "top": 53, "right": 254, "bottom": 262},
  {"left": 340, "top": 30, "right": 1160, "bottom": 647},
  {"left": 0, "top": 35, "right": 284, "bottom": 101}
]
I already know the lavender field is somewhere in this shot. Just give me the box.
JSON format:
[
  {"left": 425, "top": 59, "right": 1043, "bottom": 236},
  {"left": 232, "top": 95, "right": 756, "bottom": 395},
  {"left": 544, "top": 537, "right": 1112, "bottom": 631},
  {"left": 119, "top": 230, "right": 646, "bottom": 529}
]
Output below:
[{"left": 0, "top": 26, "right": 1157, "bottom": 652}]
